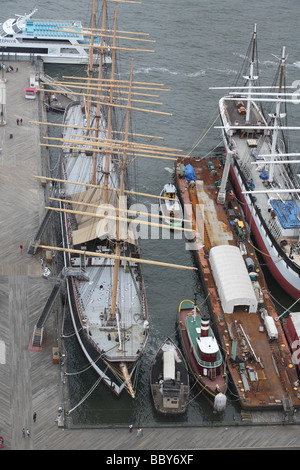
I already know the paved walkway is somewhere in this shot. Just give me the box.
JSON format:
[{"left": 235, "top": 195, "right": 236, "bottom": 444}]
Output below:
[
  {"left": 6, "top": 422, "right": 300, "bottom": 451},
  {"left": 0, "top": 61, "right": 54, "bottom": 451}
]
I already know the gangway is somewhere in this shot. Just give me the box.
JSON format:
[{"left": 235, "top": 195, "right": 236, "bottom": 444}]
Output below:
[
  {"left": 40, "top": 72, "right": 77, "bottom": 101},
  {"left": 27, "top": 208, "right": 53, "bottom": 255},
  {"left": 31, "top": 283, "right": 60, "bottom": 348}
]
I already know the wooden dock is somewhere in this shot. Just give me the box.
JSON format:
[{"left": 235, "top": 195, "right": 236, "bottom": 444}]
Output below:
[
  {"left": 0, "top": 62, "right": 299, "bottom": 451},
  {"left": 0, "top": 60, "right": 60, "bottom": 451}
]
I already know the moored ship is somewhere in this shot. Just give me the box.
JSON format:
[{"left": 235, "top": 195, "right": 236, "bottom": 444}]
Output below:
[
  {"left": 35, "top": 0, "right": 195, "bottom": 397},
  {"left": 175, "top": 155, "right": 300, "bottom": 411},
  {"left": 0, "top": 8, "right": 111, "bottom": 64},
  {"left": 158, "top": 183, "right": 183, "bottom": 228},
  {"left": 215, "top": 25, "right": 300, "bottom": 300},
  {"left": 150, "top": 337, "right": 189, "bottom": 415},
  {"left": 177, "top": 299, "right": 227, "bottom": 410}
]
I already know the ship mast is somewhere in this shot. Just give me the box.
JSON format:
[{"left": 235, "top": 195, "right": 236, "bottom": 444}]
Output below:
[
  {"left": 268, "top": 46, "right": 286, "bottom": 183},
  {"left": 245, "top": 24, "right": 258, "bottom": 124},
  {"left": 86, "top": 0, "right": 97, "bottom": 127},
  {"left": 110, "top": 57, "right": 134, "bottom": 323},
  {"left": 102, "top": 2, "right": 117, "bottom": 195},
  {"left": 91, "top": 0, "right": 107, "bottom": 184}
]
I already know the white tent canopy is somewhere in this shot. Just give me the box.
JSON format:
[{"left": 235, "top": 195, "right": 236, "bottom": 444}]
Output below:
[{"left": 209, "top": 245, "right": 258, "bottom": 314}]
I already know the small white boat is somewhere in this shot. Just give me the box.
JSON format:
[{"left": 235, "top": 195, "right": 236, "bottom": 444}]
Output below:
[
  {"left": 159, "top": 183, "right": 183, "bottom": 228},
  {"left": 0, "top": 8, "right": 111, "bottom": 65},
  {"left": 150, "top": 337, "right": 189, "bottom": 415}
]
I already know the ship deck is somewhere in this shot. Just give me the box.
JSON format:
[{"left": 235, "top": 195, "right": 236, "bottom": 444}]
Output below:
[
  {"left": 61, "top": 99, "right": 148, "bottom": 368},
  {"left": 222, "top": 97, "right": 263, "bottom": 128},
  {"left": 76, "top": 261, "right": 145, "bottom": 362},
  {"left": 222, "top": 97, "right": 300, "bottom": 270},
  {"left": 177, "top": 304, "right": 227, "bottom": 399},
  {"left": 6, "top": 18, "right": 83, "bottom": 39},
  {"left": 24, "top": 21, "right": 83, "bottom": 38},
  {"left": 175, "top": 156, "right": 300, "bottom": 410},
  {"left": 151, "top": 340, "right": 189, "bottom": 386},
  {"left": 150, "top": 338, "right": 189, "bottom": 414}
]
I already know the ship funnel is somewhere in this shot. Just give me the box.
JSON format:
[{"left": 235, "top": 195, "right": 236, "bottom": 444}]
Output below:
[{"left": 200, "top": 311, "right": 210, "bottom": 337}]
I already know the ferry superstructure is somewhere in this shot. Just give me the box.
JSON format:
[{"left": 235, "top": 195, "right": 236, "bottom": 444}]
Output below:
[{"left": 0, "top": 8, "right": 111, "bottom": 64}]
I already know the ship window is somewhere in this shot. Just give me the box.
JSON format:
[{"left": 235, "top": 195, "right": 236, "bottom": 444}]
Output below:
[
  {"left": 0, "top": 46, "right": 48, "bottom": 54},
  {"left": 60, "top": 47, "right": 79, "bottom": 54},
  {"left": 22, "top": 38, "right": 70, "bottom": 44}
]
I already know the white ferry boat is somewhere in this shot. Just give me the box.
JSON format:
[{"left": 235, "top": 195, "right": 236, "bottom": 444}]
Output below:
[{"left": 0, "top": 9, "right": 111, "bottom": 64}]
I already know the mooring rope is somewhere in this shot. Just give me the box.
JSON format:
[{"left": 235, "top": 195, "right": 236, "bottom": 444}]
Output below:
[{"left": 66, "top": 367, "right": 108, "bottom": 415}]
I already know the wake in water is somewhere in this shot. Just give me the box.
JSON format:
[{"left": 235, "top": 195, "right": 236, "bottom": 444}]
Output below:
[
  {"left": 164, "top": 166, "right": 174, "bottom": 175},
  {"left": 132, "top": 66, "right": 206, "bottom": 78}
]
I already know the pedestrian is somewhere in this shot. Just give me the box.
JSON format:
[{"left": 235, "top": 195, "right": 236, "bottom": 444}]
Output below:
[
  {"left": 20, "top": 118, "right": 23, "bottom": 125},
  {"left": 137, "top": 428, "right": 141, "bottom": 436},
  {"left": 16, "top": 118, "right": 19, "bottom": 125},
  {"left": 33, "top": 412, "right": 37, "bottom": 422},
  {"left": 140, "top": 427, "right": 143, "bottom": 437},
  {"left": 26, "top": 429, "right": 30, "bottom": 437},
  {"left": 129, "top": 424, "right": 133, "bottom": 432},
  {"left": 22, "top": 428, "right": 25, "bottom": 438}
]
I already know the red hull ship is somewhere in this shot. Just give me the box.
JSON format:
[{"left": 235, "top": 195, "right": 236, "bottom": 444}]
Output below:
[{"left": 177, "top": 299, "right": 227, "bottom": 410}]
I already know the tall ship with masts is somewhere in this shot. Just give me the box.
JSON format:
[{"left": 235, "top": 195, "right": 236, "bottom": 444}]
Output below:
[
  {"left": 37, "top": 0, "right": 195, "bottom": 397},
  {"left": 215, "top": 26, "right": 300, "bottom": 300}
]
